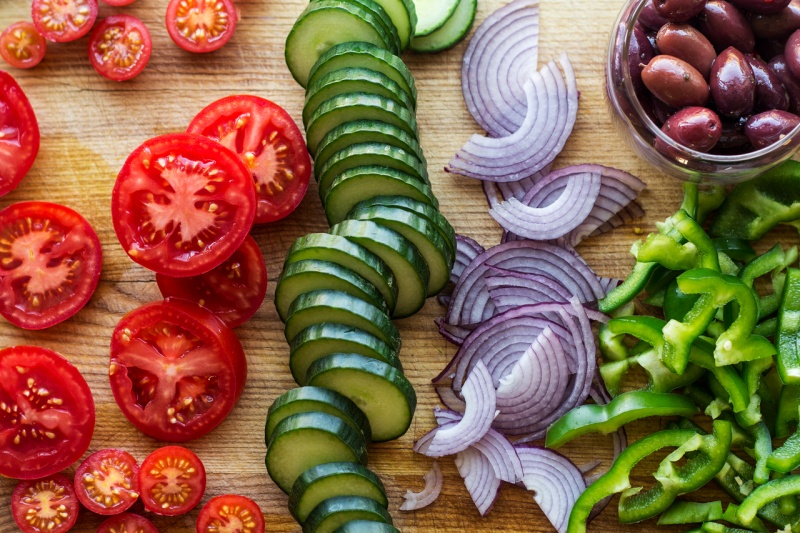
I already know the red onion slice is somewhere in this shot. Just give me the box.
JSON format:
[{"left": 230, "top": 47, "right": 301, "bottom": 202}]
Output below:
[
  {"left": 400, "top": 462, "right": 443, "bottom": 511},
  {"left": 436, "top": 385, "right": 466, "bottom": 413},
  {"left": 486, "top": 272, "right": 573, "bottom": 313},
  {"left": 455, "top": 447, "right": 501, "bottom": 516},
  {"left": 453, "top": 234, "right": 486, "bottom": 284}
]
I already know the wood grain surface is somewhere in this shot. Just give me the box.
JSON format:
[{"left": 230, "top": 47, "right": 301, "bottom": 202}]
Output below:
[{"left": 0, "top": 0, "right": 744, "bottom": 531}]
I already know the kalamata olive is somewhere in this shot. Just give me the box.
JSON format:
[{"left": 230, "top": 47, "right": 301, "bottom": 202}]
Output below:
[
  {"left": 786, "top": 30, "right": 800, "bottom": 78},
  {"left": 749, "top": 0, "right": 800, "bottom": 39},
  {"left": 656, "top": 23, "right": 717, "bottom": 79},
  {"left": 699, "top": 1, "right": 755, "bottom": 52},
  {"left": 641, "top": 0, "right": 671, "bottom": 30},
  {"left": 755, "top": 38, "right": 787, "bottom": 61},
  {"left": 744, "top": 109, "right": 800, "bottom": 147},
  {"left": 661, "top": 106, "right": 723, "bottom": 151},
  {"left": 746, "top": 53, "right": 791, "bottom": 110},
  {"left": 651, "top": 93, "right": 678, "bottom": 125},
  {"left": 714, "top": 117, "right": 751, "bottom": 152},
  {"left": 655, "top": 0, "right": 708, "bottom": 21},
  {"left": 711, "top": 47, "right": 756, "bottom": 116},
  {"left": 769, "top": 54, "right": 800, "bottom": 113},
  {"left": 630, "top": 24, "right": 656, "bottom": 92},
  {"left": 729, "top": 0, "right": 791, "bottom": 14},
  {"left": 643, "top": 55, "right": 711, "bottom": 107}
]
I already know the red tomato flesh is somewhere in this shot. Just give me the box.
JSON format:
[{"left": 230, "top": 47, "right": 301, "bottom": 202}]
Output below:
[
  {"left": 165, "top": 0, "right": 238, "bottom": 53},
  {"left": 188, "top": 95, "right": 312, "bottom": 224},
  {"left": 32, "top": 0, "right": 99, "bottom": 43},
  {"left": 98, "top": 513, "right": 159, "bottom": 533},
  {"left": 88, "top": 15, "right": 152, "bottom": 82},
  {"left": 12, "top": 474, "right": 80, "bottom": 533},
  {"left": 102, "top": 0, "right": 137, "bottom": 5},
  {"left": 197, "top": 494, "right": 265, "bottom": 533},
  {"left": 0, "top": 22, "right": 47, "bottom": 69},
  {"left": 75, "top": 448, "right": 140, "bottom": 515},
  {"left": 0, "top": 72, "right": 40, "bottom": 197},
  {"left": 139, "top": 445, "right": 206, "bottom": 516}
]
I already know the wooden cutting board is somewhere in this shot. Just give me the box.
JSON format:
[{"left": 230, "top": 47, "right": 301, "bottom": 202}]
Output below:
[{"left": 0, "top": 0, "right": 731, "bottom": 531}]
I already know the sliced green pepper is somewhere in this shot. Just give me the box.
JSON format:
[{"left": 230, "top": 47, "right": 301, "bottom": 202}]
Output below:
[
  {"left": 714, "top": 238, "right": 757, "bottom": 264},
  {"left": 722, "top": 503, "right": 769, "bottom": 532},
  {"left": 700, "top": 523, "right": 760, "bottom": 533},
  {"left": 658, "top": 500, "right": 724, "bottom": 525},
  {"left": 635, "top": 209, "right": 721, "bottom": 272},
  {"left": 778, "top": 268, "right": 800, "bottom": 385},
  {"left": 737, "top": 475, "right": 800, "bottom": 529},
  {"left": 744, "top": 422, "right": 771, "bottom": 485},
  {"left": 777, "top": 385, "right": 800, "bottom": 439},
  {"left": 698, "top": 185, "right": 727, "bottom": 225}
]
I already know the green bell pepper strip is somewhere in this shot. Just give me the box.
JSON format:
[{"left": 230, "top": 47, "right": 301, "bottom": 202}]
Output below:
[
  {"left": 665, "top": 278, "right": 701, "bottom": 323},
  {"left": 658, "top": 500, "right": 724, "bottom": 525},
  {"left": 544, "top": 390, "right": 698, "bottom": 448},
  {"left": 777, "top": 385, "right": 800, "bottom": 439},
  {"left": 645, "top": 289, "right": 666, "bottom": 307},
  {"left": 599, "top": 351, "right": 705, "bottom": 397},
  {"left": 744, "top": 422, "right": 772, "bottom": 485},
  {"left": 737, "top": 475, "right": 800, "bottom": 529},
  {"left": 759, "top": 369, "right": 782, "bottom": 435},
  {"left": 754, "top": 317, "right": 778, "bottom": 338},
  {"left": 698, "top": 185, "right": 727, "bottom": 225},
  {"left": 733, "top": 245, "right": 798, "bottom": 328},
  {"left": 636, "top": 210, "right": 721, "bottom": 272},
  {"left": 714, "top": 238, "right": 758, "bottom": 264},
  {"left": 722, "top": 504, "right": 769, "bottom": 532},
  {"left": 700, "top": 523, "right": 760, "bottom": 533},
  {"left": 768, "top": 431, "right": 800, "bottom": 473},
  {"left": 774, "top": 473, "right": 800, "bottom": 517},
  {"left": 778, "top": 268, "right": 800, "bottom": 385}
]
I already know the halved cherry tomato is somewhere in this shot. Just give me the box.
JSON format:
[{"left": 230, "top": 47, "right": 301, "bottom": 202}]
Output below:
[
  {"left": 156, "top": 235, "right": 267, "bottom": 328},
  {"left": 197, "top": 494, "right": 265, "bottom": 533},
  {"left": 139, "top": 445, "right": 206, "bottom": 516},
  {"left": 109, "top": 299, "right": 247, "bottom": 442},
  {"left": 112, "top": 133, "right": 256, "bottom": 277},
  {"left": 187, "top": 95, "right": 312, "bottom": 224},
  {"left": 98, "top": 513, "right": 159, "bottom": 533},
  {"left": 0, "top": 346, "right": 95, "bottom": 479},
  {"left": 0, "top": 22, "right": 47, "bottom": 69},
  {"left": 165, "top": 0, "right": 238, "bottom": 53},
  {"left": 75, "top": 448, "right": 140, "bottom": 515},
  {"left": 88, "top": 15, "right": 152, "bottom": 82},
  {"left": 31, "top": 0, "right": 99, "bottom": 43},
  {"left": 0, "top": 71, "right": 40, "bottom": 197},
  {"left": 0, "top": 202, "right": 102, "bottom": 330},
  {"left": 12, "top": 474, "right": 79, "bottom": 533}
]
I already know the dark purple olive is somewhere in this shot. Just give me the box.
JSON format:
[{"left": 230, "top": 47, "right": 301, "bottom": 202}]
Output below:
[
  {"left": 651, "top": 92, "right": 678, "bottom": 124},
  {"left": 729, "top": 0, "right": 791, "bottom": 14},
  {"left": 744, "top": 109, "right": 800, "bottom": 147},
  {"left": 640, "top": 0, "right": 671, "bottom": 30},
  {"left": 746, "top": 53, "right": 791, "bottom": 111},
  {"left": 786, "top": 29, "right": 800, "bottom": 78},
  {"left": 769, "top": 54, "right": 800, "bottom": 113},
  {"left": 642, "top": 55, "right": 711, "bottom": 107},
  {"left": 630, "top": 24, "right": 656, "bottom": 92},
  {"left": 755, "top": 38, "right": 788, "bottom": 61},
  {"left": 655, "top": 0, "right": 708, "bottom": 21},
  {"left": 711, "top": 47, "right": 756, "bottom": 116},
  {"left": 749, "top": 0, "right": 800, "bottom": 39},
  {"left": 714, "top": 117, "right": 752, "bottom": 152},
  {"left": 656, "top": 23, "right": 717, "bottom": 79},
  {"left": 699, "top": 1, "right": 755, "bottom": 52},
  {"left": 661, "top": 106, "right": 723, "bottom": 151}
]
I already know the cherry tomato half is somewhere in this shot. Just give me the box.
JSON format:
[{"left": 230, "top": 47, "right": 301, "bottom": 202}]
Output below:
[
  {"left": 109, "top": 299, "right": 247, "bottom": 442},
  {"left": 187, "top": 95, "right": 312, "bottom": 224},
  {"left": 75, "top": 448, "right": 140, "bottom": 515},
  {"left": 0, "top": 22, "right": 47, "bottom": 69},
  {"left": 0, "top": 71, "right": 40, "bottom": 197},
  {"left": 196, "top": 494, "right": 265, "bottom": 533},
  {"left": 0, "top": 346, "right": 95, "bottom": 479},
  {"left": 12, "top": 474, "right": 80, "bottom": 533},
  {"left": 139, "top": 445, "right": 206, "bottom": 516},
  {"left": 88, "top": 15, "right": 152, "bottom": 82},
  {"left": 98, "top": 513, "right": 159, "bottom": 533},
  {"left": 32, "top": 0, "right": 99, "bottom": 43},
  {"left": 112, "top": 133, "right": 256, "bottom": 278},
  {"left": 165, "top": 0, "right": 238, "bottom": 53}
]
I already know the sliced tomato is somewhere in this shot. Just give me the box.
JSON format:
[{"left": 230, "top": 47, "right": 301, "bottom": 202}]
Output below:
[
  {"left": 0, "top": 346, "right": 95, "bottom": 479},
  {"left": 165, "top": 0, "right": 238, "bottom": 53},
  {"left": 0, "top": 22, "right": 47, "bottom": 69},
  {"left": 187, "top": 95, "right": 312, "bottom": 224},
  {"left": 197, "top": 494, "right": 265, "bottom": 533},
  {"left": 31, "top": 0, "right": 98, "bottom": 43},
  {"left": 98, "top": 513, "right": 159, "bottom": 533},
  {"left": 0, "top": 71, "right": 40, "bottom": 197},
  {"left": 102, "top": 0, "right": 137, "bottom": 5},
  {"left": 0, "top": 202, "right": 102, "bottom": 330},
  {"left": 139, "top": 445, "right": 206, "bottom": 516},
  {"left": 156, "top": 235, "right": 267, "bottom": 328},
  {"left": 88, "top": 15, "right": 152, "bottom": 82},
  {"left": 112, "top": 133, "right": 256, "bottom": 277},
  {"left": 109, "top": 299, "right": 247, "bottom": 442},
  {"left": 12, "top": 474, "right": 79, "bottom": 533},
  {"left": 75, "top": 448, "right": 140, "bottom": 515}
]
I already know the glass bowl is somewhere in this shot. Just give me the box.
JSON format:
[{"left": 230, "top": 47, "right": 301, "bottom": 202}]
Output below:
[{"left": 606, "top": 0, "right": 800, "bottom": 184}]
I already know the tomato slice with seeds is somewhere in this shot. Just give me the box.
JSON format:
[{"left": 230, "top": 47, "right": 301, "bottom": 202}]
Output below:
[
  {"left": 188, "top": 95, "right": 312, "bottom": 224},
  {"left": 88, "top": 15, "right": 152, "bottom": 82},
  {"left": 75, "top": 448, "right": 140, "bottom": 515},
  {"left": 12, "top": 474, "right": 79, "bottom": 533},
  {"left": 0, "top": 71, "right": 40, "bottom": 197},
  {"left": 31, "top": 0, "right": 98, "bottom": 43},
  {"left": 139, "top": 445, "right": 206, "bottom": 516},
  {"left": 156, "top": 235, "right": 267, "bottom": 328},
  {"left": 196, "top": 494, "right": 265, "bottom": 533},
  {"left": 112, "top": 133, "right": 256, "bottom": 278},
  {"left": 0, "top": 22, "right": 47, "bottom": 69},
  {"left": 165, "top": 0, "right": 238, "bottom": 54},
  {"left": 98, "top": 513, "right": 159, "bottom": 533},
  {"left": 109, "top": 299, "right": 247, "bottom": 442}
]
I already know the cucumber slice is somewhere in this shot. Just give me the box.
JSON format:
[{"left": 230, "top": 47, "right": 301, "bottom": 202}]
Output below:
[
  {"left": 308, "top": 42, "right": 417, "bottom": 104},
  {"left": 370, "top": 0, "right": 417, "bottom": 50},
  {"left": 317, "top": 143, "right": 428, "bottom": 200},
  {"left": 305, "top": 93, "right": 418, "bottom": 154},
  {"left": 304, "top": 68, "right": 415, "bottom": 126},
  {"left": 304, "top": 496, "right": 392, "bottom": 533},
  {"left": 412, "top": 0, "right": 458, "bottom": 36},
  {"left": 411, "top": 0, "right": 477, "bottom": 52},
  {"left": 266, "top": 411, "right": 368, "bottom": 494},
  {"left": 330, "top": 220, "right": 429, "bottom": 318},
  {"left": 347, "top": 205, "right": 453, "bottom": 296},
  {"left": 324, "top": 167, "right": 439, "bottom": 226},
  {"left": 276, "top": 260, "right": 388, "bottom": 323},
  {"left": 285, "top": 1, "right": 393, "bottom": 88},
  {"left": 334, "top": 521, "right": 401, "bottom": 533},
  {"left": 266, "top": 387, "right": 371, "bottom": 443},
  {"left": 307, "top": 353, "right": 417, "bottom": 442},
  {"left": 285, "top": 233, "right": 398, "bottom": 314},
  {"left": 285, "top": 290, "right": 401, "bottom": 351},
  {"left": 289, "top": 463, "right": 387, "bottom": 524},
  {"left": 290, "top": 323, "right": 401, "bottom": 386},
  {"left": 310, "top": 0, "right": 401, "bottom": 54},
  {"left": 314, "top": 121, "right": 424, "bottom": 168}
]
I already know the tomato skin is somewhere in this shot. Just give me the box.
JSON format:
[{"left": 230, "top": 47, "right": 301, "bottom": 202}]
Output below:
[
  {"left": 12, "top": 474, "right": 80, "bottom": 533},
  {"left": 32, "top": 0, "right": 99, "bottom": 43},
  {"left": 196, "top": 494, "right": 265, "bottom": 533},
  {"left": 139, "top": 445, "right": 206, "bottom": 516},
  {"left": 102, "top": 0, "right": 137, "bottom": 5},
  {"left": 0, "top": 22, "right": 47, "bottom": 69},
  {"left": 0, "top": 71, "right": 40, "bottom": 197},
  {"left": 74, "top": 448, "right": 140, "bottom": 515},
  {"left": 88, "top": 15, "right": 152, "bottom": 82},
  {"left": 97, "top": 513, "right": 159, "bottom": 533},
  {"left": 165, "top": 0, "right": 238, "bottom": 53},
  {"left": 187, "top": 95, "right": 312, "bottom": 224},
  {"left": 112, "top": 133, "right": 256, "bottom": 278}
]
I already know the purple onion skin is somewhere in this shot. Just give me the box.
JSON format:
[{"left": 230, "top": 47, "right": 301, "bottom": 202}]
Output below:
[
  {"left": 786, "top": 29, "right": 800, "bottom": 78},
  {"left": 749, "top": 0, "right": 800, "bottom": 39},
  {"left": 631, "top": 24, "right": 656, "bottom": 92},
  {"left": 747, "top": 53, "right": 791, "bottom": 111},
  {"left": 700, "top": 1, "right": 756, "bottom": 53},
  {"left": 745, "top": 109, "right": 800, "bottom": 147},
  {"left": 657, "top": 23, "right": 717, "bottom": 79},
  {"left": 730, "top": 0, "right": 791, "bottom": 14},
  {"left": 769, "top": 54, "right": 800, "bottom": 113},
  {"left": 711, "top": 47, "right": 757, "bottom": 117},
  {"left": 660, "top": 106, "right": 723, "bottom": 151},
  {"left": 641, "top": 0, "right": 672, "bottom": 30},
  {"left": 642, "top": 55, "right": 711, "bottom": 107},
  {"left": 655, "top": 0, "right": 708, "bottom": 21}
]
